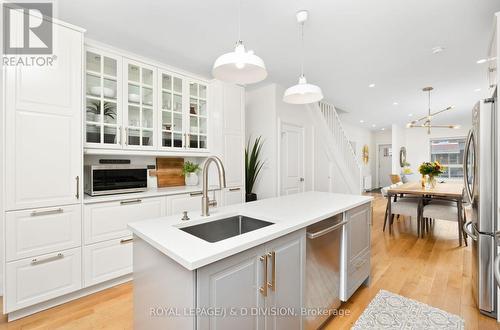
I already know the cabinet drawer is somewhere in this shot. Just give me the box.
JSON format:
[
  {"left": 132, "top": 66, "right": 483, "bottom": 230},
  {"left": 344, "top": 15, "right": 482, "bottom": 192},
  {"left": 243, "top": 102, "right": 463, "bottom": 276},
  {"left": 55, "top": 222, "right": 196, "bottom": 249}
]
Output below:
[
  {"left": 223, "top": 187, "right": 244, "bottom": 206},
  {"left": 6, "top": 205, "right": 81, "bottom": 262},
  {"left": 84, "top": 237, "right": 133, "bottom": 287},
  {"left": 347, "top": 251, "right": 370, "bottom": 299},
  {"left": 5, "top": 247, "right": 82, "bottom": 313},
  {"left": 84, "top": 197, "right": 165, "bottom": 244}
]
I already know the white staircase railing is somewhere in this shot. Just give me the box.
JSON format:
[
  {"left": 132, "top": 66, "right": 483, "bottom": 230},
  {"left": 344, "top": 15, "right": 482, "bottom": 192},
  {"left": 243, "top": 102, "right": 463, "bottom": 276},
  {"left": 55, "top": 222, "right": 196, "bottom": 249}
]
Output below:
[{"left": 313, "top": 101, "right": 363, "bottom": 194}]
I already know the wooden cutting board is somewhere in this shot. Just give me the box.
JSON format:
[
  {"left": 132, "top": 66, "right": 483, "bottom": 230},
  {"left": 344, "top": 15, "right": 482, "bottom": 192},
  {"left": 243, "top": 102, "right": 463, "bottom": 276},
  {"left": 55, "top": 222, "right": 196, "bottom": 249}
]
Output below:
[{"left": 156, "top": 158, "right": 185, "bottom": 187}]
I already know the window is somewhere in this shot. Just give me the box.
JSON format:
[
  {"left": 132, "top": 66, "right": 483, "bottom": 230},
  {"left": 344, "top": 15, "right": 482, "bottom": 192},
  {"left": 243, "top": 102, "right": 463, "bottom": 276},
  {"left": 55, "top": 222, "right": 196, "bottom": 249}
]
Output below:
[{"left": 430, "top": 137, "right": 466, "bottom": 179}]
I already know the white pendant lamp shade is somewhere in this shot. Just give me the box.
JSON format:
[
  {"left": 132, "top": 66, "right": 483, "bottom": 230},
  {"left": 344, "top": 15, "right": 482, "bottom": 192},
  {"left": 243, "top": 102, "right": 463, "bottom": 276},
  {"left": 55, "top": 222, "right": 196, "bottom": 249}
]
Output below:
[
  {"left": 212, "top": 41, "right": 267, "bottom": 84},
  {"left": 283, "top": 75, "right": 323, "bottom": 104},
  {"left": 283, "top": 10, "right": 323, "bottom": 105}
]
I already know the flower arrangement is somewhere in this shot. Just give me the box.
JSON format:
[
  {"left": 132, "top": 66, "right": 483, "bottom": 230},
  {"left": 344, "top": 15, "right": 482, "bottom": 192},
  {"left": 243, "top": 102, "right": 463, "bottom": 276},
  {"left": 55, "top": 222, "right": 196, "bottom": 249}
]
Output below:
[
  {"left": 418, "top": 161, "right": 445, "bottom": 188},
  {"left": 418, "top": 161, "right": 445, "bottom": 177}
]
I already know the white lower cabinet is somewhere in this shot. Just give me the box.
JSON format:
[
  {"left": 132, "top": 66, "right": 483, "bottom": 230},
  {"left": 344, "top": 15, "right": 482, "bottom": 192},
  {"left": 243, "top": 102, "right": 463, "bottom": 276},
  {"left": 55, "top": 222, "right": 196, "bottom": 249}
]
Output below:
[
  {"left": 82, "top": 196, "right": 165, "bottom": 288},
  {"left": 196, "top": 229, "right": 305, "bottom": 330},
  {"left": 340, "top": 202, "right": 371, "bottom": 301},
  {"left": 6, "top": 205, "right": 81, "bottom": 262},
  {"left": 5, "top": 247, "right": 82, "bottom": 313},
  {"left": 84, "top": 196, "right": 165, "bottom": 244},
  {"left": 222, "top": 187, "right": 244, "bottom": 206},
  {"left": 84, "top": 237, "right": 133, "bottom": 287},
  {"left": 166, "top": 191, "right": 221, "bottom": 216}
]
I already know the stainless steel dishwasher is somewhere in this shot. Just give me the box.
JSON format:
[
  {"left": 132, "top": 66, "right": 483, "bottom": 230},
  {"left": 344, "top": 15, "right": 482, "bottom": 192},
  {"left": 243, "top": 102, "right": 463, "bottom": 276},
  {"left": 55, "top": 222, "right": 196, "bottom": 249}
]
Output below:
[{"left": 304, "top": 214, "right": 346, "bottom": 330}]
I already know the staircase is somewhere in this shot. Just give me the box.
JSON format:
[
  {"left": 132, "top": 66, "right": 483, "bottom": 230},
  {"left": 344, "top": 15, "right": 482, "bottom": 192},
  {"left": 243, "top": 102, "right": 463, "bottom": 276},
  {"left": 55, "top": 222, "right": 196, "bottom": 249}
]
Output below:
[{"left": 308, "top": 101, "right": 363, "bottom": 194}]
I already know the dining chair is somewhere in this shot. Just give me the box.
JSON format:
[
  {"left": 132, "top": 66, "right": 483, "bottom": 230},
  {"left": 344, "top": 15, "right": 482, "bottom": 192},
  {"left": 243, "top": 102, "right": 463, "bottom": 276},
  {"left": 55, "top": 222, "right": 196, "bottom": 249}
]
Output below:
[
  {"left": 421, "top": 196, "right": 467, "bottom": 246},
  {"left": 384, "top": 194, "right": 422, "bottom": 235},
  {"left": 390, "top": 174, "right": 402, "bottom": 184}
]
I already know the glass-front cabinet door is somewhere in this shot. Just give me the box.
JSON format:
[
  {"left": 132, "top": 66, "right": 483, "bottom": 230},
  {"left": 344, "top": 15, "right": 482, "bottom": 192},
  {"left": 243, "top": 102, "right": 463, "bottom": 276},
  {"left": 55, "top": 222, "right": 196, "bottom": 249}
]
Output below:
[
  {"left": 124, "top": 58, "right": 156, "bottom": 149},
  {"left": 159, "top": 71, "right": 185, "bottom": 149},
  {"left": 85, "top": 48, "right": 122, "bottom": 148},
  {"left": 187, "top": 80, "right": 208, "bottom": 150}
]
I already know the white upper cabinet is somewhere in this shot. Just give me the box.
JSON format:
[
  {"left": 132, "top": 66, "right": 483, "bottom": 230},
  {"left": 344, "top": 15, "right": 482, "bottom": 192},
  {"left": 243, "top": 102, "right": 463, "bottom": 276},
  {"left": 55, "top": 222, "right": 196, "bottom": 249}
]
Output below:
[
  {"left": 187, "top": 80, "right": 209, "bottom": 151},
  {"left": 85, "top": 48, "right": 122, "bottom": 148},
  {"left": 83, "top": 46, "right": 210, "bottom": 154},
  {"left": 123, "top": 58, "right": 157, "bottom": 150},
  {"left": 5, "top": 23, "right": 83, "bottom": 211},
  {"left": 158, "top": 70, "right": 185, "bottom": 149}
]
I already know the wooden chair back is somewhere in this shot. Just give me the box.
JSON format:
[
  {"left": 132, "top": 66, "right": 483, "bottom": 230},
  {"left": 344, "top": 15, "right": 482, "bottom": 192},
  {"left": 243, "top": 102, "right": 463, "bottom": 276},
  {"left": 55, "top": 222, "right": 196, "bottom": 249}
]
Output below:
[{"left": 390, "top": 174, "right": 402, "bottom": 184}]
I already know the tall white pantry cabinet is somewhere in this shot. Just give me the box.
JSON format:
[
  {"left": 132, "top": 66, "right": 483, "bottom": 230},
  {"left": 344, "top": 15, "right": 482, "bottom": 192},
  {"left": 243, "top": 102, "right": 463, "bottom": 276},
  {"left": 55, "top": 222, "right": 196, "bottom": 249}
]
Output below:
[{"left": 1, "top": 18, "right": 85, "bottom": 319}]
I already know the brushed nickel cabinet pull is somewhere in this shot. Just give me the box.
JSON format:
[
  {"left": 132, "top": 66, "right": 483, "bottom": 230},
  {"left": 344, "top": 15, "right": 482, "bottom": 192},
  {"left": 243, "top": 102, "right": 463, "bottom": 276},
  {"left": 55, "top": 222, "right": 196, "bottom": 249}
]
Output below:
[
  {"left": 118, "top": 126, "right": 122, "bottom": 145},
  {"left": 120, "top": 238, "right": 133, "bottom": 244},
  {"left": 268, "top": 251, "right": 276, "bottom": 291},
  {"left": 229, "top": 187, "right": 241, "bottom": 192},
  {"left": 190, "top": 192, "right": 203, "bottom": 197},
  {"left": 31, "top": 208, "right": 63, "bottom": 217},
  {"left": 120, "top": 199, "right": 142, "bottom": 205},
  {"left": 31, "top": 253, "right": 64, "bottom": 265},
  {"left": 259, "top": 254, "right": 268, "bottom": 297},
  {"left": 75, "top": 176, "right": 80, "bottom": 199}
]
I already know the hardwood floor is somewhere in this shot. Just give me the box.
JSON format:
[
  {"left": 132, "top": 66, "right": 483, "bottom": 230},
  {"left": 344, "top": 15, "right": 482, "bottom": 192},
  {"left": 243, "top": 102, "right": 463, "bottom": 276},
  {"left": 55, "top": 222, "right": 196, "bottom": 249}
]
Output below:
[
  {"left": 325, "top": 193, "right": 499, "bottom": 330},
  {"left": 0, "top": 193, "right": 498, "bottom": 329}
]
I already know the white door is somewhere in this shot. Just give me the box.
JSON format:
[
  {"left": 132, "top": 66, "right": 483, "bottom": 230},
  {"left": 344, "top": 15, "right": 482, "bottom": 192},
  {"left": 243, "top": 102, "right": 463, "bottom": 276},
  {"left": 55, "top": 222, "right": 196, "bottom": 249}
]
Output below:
[
  {"left": 280, "top": 123, "right": 305, "bottom": 195},
  {"left": 4, "top": 23, "right": 83, "bottom": 210},
  {"left": 378, "top": 144, "right": 392, "bottom": 187}
]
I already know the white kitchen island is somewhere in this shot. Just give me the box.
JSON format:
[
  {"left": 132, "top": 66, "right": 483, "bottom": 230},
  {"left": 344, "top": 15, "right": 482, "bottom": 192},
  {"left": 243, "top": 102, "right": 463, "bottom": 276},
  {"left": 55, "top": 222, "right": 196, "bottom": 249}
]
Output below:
[{"left": 128, "top": 191, "right": 373, "bottom": 330}]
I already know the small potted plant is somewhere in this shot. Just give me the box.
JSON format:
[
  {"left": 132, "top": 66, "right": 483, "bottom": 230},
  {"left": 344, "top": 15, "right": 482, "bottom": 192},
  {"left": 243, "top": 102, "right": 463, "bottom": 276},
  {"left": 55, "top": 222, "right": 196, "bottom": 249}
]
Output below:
[
  {"left": 418, "top": 161, "right": 445, "bottom": 189},
  {"left": 245, "top": 136, "right": 264, "bottom": 202},
  {"left": 182, "top": 161, "right": 201, "bottom": 186}
]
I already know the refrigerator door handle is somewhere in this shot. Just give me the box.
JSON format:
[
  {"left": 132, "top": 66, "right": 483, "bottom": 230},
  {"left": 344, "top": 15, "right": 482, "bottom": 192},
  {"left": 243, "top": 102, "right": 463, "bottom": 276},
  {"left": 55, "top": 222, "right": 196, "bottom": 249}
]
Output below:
[
  {"left": 463, "top": 221, "right": 478, "bottom": 241},
  {"left": 495, "top": 254, "right": 500, "bottom": 287},
  {"left": 463, "top": 129, "right": 475, "bottom": 204}
]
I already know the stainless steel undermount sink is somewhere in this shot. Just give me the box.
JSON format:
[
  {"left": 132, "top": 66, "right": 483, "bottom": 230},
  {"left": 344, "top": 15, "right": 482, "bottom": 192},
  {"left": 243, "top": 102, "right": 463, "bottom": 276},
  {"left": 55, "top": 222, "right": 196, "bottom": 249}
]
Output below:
[{"left": 179, "top": 216, "right": 274, "bottom": 243}]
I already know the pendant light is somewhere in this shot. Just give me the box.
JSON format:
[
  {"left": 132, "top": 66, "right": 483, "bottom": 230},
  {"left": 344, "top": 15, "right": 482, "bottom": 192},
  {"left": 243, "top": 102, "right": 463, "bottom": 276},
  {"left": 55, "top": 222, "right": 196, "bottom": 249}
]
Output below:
[
  {"left": 283, "top": 10, "right": 323, "bottom": 104},
  {"left": 212, "top": 0, "right": 267, "bottom": 84}
]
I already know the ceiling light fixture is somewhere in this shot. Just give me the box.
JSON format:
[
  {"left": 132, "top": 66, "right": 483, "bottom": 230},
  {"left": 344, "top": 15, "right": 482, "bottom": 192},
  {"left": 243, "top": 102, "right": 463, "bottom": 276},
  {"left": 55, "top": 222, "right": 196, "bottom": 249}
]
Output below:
[
  {"left": 360, "top": 120, "right": 365, "bottom": 123},
  {"left": 381, "top": 128, "right": 385, "bottom": 131},
  {"left": 431, "top": 46, "right": 445, "bottom": 54},
  {"left": 406, "top": 87, "right": 458, "bottom": 134},
  {"left": 408, "top": 113, "right": 413, "bottom": 117},
  {"left": 372, "top": 124, "right": 376, "bottom": 128},
  {"left": 283, "top": 10, "right": 323, "bottom": 104},
  {"left": 474, "top": 88, "right": 481, "bottom": 92},
  {"left": 368, "top": 83, "right": 375, "bottom": 88},
  {"left": 212, "top": 0, "right": 267, "bottom": 84},
  {"left": 476, "top": 57, "right": 496, "bottom": 64},
  {"left": 393, "top": 102, "right": 399, "bottom": 106}
]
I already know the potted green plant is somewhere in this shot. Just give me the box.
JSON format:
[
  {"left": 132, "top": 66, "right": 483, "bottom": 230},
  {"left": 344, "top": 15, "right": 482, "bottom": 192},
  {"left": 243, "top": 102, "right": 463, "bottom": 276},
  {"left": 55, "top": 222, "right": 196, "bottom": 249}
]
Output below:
[
  {"left": 418, "top": 161, "right": 445, "bottom": 188},
  {"left": 245, "top": 136, "right": 264, "bottom": 202},
  {"left": 182, "top": 161, "right": 201, "bottom": 186},
  {"left": 86, "top": 100, "right": 117, "bottom": 143}
]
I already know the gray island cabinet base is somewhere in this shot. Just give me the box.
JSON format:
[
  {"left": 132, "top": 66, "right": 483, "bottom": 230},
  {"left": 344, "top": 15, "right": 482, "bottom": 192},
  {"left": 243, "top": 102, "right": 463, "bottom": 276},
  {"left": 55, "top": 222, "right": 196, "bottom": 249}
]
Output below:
[{"left": 133, "top": 229, "right": 305, "bottom": 330}]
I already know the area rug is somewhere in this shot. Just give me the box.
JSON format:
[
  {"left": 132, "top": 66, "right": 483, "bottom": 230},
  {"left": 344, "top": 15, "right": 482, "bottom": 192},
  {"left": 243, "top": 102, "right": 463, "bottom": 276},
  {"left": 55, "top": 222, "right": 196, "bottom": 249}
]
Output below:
[{"left": 352, "top": 290, "right": 464, "bottom": 329}]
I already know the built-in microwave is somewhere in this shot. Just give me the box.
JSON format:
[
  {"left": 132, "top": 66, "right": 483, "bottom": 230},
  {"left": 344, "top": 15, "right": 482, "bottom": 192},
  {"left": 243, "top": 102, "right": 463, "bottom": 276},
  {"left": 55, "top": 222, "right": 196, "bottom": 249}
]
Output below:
[{"left": 84, "top": 165, "right": 148, "bottom": 196}]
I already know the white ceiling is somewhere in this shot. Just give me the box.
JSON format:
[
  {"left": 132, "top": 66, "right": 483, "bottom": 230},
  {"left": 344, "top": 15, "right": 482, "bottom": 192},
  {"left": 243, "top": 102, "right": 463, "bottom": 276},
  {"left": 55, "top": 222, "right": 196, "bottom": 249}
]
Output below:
[{"left": 57, "top": 0, "right": 500, "bottom": 130}]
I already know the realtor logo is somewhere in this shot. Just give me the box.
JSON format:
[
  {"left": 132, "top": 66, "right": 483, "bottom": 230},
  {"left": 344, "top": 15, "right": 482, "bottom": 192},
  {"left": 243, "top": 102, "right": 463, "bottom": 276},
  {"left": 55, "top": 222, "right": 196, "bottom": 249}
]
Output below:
[{"left": 3, "top": 2, "right": 53, "bottom": 55}]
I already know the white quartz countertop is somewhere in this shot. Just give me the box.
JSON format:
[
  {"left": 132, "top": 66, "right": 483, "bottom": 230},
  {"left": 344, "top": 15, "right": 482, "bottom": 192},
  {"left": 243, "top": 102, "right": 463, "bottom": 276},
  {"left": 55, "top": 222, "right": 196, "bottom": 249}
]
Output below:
[{"left": 128, "top": 191, "right": 373, "bottom": 270}]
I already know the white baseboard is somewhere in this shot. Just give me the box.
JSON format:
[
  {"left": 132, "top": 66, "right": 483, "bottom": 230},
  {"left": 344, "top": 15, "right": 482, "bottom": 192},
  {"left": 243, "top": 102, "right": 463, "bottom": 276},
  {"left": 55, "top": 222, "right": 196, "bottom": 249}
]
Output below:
[{"left": 6, "top": 274, "right": 132, "bottom": 322}]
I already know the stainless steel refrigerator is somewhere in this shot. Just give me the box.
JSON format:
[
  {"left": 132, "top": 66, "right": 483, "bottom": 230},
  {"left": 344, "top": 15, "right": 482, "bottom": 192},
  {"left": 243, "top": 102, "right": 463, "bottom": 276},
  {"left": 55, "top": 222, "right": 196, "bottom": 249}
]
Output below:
[{"left": 463, "top": 89, "right": 497, "bottom": 318}]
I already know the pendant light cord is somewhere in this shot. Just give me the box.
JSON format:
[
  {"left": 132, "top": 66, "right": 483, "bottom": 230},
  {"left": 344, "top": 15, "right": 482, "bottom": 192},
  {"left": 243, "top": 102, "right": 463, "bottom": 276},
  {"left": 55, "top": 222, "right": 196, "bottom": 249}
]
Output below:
[
  {"left": 428, "top": 89, "right": 431, "bottom": 117},
  {"left": 238, "top": 0, "right": 242, "bottom": 42},
  {"left": 300, "top": 21, "right": 304, "bottom": 77}
]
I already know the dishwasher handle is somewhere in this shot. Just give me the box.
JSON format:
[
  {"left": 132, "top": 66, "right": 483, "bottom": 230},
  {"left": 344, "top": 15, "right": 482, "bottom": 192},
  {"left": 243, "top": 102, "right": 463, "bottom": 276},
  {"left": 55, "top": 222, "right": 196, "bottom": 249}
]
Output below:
[{"left": 307, "top": 220, "right": 348, "bottom": 240}]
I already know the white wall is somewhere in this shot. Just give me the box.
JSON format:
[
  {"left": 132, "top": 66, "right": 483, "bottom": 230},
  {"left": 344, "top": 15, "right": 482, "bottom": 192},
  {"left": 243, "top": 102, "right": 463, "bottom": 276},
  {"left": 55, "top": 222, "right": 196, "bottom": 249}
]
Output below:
[
  {"left": 341, "top": 122, "right": 376, "bottom": 188},
  {"left": 246, "top": 83, "right": 327, "bottom": 198}
]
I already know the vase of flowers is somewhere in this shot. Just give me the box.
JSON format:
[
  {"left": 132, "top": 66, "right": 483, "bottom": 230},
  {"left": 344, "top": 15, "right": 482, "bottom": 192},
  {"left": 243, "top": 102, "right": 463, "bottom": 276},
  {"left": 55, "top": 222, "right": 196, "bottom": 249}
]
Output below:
[
  {"left": 182, "top": 161, "right": 201, "bottom": 186},
  {"left": 418, "top": 161, "right": 445, "bottom": 189}
]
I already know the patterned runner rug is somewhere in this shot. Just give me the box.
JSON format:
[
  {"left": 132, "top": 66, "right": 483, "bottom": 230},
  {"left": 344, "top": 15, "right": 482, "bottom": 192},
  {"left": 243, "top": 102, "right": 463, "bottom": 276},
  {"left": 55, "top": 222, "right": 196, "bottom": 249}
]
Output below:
[{"left": 352, "top": 290, "right": 464, "bottom": 329}]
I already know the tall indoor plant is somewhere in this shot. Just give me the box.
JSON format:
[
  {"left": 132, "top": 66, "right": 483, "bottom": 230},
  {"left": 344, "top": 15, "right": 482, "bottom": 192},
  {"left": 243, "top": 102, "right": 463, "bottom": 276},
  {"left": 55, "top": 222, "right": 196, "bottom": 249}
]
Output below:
[{"left": 245, "top": 136, "right": 264, "bottom": 202}]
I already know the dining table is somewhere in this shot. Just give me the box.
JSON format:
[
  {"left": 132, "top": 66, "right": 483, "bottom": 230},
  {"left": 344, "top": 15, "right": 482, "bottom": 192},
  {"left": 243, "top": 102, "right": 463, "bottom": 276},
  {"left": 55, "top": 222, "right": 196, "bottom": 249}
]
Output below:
[{"left": 386, "top": 181, "right": 466, "bottom": 244}]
